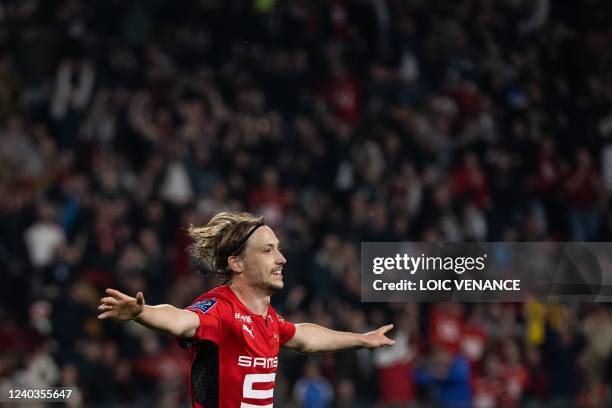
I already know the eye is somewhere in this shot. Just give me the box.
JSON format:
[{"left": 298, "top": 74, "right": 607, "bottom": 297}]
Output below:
[{"left": 264, "top": 248, "right": 272, "bottom": 253}]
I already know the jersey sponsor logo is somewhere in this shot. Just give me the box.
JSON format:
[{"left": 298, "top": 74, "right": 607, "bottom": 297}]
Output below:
[
  {"left": 243, "top": 324, "right": 255, "bottom": 339},
  {"left": 235, "top": 312, "right": 253, "bottom": 324},
  {"left": 237, "top": 355, "right": 278, "bottom": 368},
  {"left": 189, "top": 299, "right": 217, "bottom": 314}
]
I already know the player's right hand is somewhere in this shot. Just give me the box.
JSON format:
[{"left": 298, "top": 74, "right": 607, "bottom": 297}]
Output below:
[{"left": 98, "top": 288, "right": 145, "bottom": 321}]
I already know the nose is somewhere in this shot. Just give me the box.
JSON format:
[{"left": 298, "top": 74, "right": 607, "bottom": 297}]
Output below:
[{"left": 276, "top": 250, "right": 286, "bottom": 265}]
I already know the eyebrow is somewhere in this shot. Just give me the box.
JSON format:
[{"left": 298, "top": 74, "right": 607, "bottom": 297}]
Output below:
[{"left": 262, "top": 242, "right": 280, "bottom": 248}]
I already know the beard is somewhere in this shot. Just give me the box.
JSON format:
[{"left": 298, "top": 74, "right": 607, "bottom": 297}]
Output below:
[
  {"left": 242, "top": 263, "right": 284, "bottom": 294},
  {"left": 258, "top": 279, "right": 283, "bottom": 294},
  {"left": 251, "top": 272, "right": 284, "bottom": 295}
]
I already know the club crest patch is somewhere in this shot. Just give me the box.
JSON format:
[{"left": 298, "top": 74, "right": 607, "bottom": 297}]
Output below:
[{"left": 189, "top": 299, "right": 217, "bottom": 314}]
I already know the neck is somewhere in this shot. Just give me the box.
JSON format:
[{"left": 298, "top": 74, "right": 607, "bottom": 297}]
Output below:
[{"left": 229, "top": 282, "right": 271, "bottom": 316}]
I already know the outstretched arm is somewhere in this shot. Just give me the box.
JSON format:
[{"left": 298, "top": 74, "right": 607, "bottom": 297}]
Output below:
[
  {"left": 97, "top": 288, "right": 199, "bottom": 338},
  {"left": 283, "top": 323, "right": 395, "bottom": 353}
]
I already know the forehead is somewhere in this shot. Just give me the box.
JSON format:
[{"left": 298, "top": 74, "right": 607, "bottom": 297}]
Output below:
[{"left": 246, "top": 225, "right": 279, "bottom": 248}]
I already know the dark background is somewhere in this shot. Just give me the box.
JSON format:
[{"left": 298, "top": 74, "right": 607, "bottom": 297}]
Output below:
[{"left": 1, "top": 0, "right": 612, "bottom": 406}]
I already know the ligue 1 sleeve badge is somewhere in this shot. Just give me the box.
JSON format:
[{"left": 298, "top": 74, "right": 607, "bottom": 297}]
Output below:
[{"left": 189, "top": 299, "right": 217, "bottom": 314}]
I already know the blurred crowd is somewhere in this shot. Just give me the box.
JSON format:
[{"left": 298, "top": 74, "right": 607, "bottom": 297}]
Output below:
[{"left": 2, "top": 0, "right": 612, "bottom": 406}]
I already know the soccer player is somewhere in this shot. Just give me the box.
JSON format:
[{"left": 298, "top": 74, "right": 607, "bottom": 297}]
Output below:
[{"left": 98, "top": 212, "right": 395, "bottom": 408}]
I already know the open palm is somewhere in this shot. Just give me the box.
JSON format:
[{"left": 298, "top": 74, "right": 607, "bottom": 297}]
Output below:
[{"left": 98, "top": 288, "right": 145, "bottom": 321}]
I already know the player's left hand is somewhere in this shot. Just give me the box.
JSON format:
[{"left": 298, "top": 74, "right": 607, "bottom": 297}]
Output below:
[{"left": 360, "top": 324, "right": 396, "bottom": 348}]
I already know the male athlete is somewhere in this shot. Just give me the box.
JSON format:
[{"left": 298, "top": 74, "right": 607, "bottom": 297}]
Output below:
[{"left": 98, "top": 212, "right": 395, "bottom": 408}]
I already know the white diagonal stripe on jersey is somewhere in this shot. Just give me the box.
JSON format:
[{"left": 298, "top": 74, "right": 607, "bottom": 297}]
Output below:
[{"left": 240, "top": 404, "right": 273, "bottom": 408}]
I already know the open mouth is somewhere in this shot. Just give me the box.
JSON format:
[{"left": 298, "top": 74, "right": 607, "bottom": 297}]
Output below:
[{"left": 272, "top": 269, "right": 283, "bottom": 277}]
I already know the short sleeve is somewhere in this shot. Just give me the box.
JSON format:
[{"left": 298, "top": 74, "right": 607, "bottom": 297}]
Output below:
[
  {"left": 178, "top": 298, "right": 225, "bottom": 347},
  {"left": 277, "top": 313, "right": 296, "bottom": 345}
]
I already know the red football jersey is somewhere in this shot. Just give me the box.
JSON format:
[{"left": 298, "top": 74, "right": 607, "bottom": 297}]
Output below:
[{"left": 179, "top": 285, "right": 296, "bottom": 408}]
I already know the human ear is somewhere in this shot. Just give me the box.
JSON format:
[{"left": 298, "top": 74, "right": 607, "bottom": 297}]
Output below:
[{"left": 227, "top": 255, "right": 244, "bottom": 274}]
